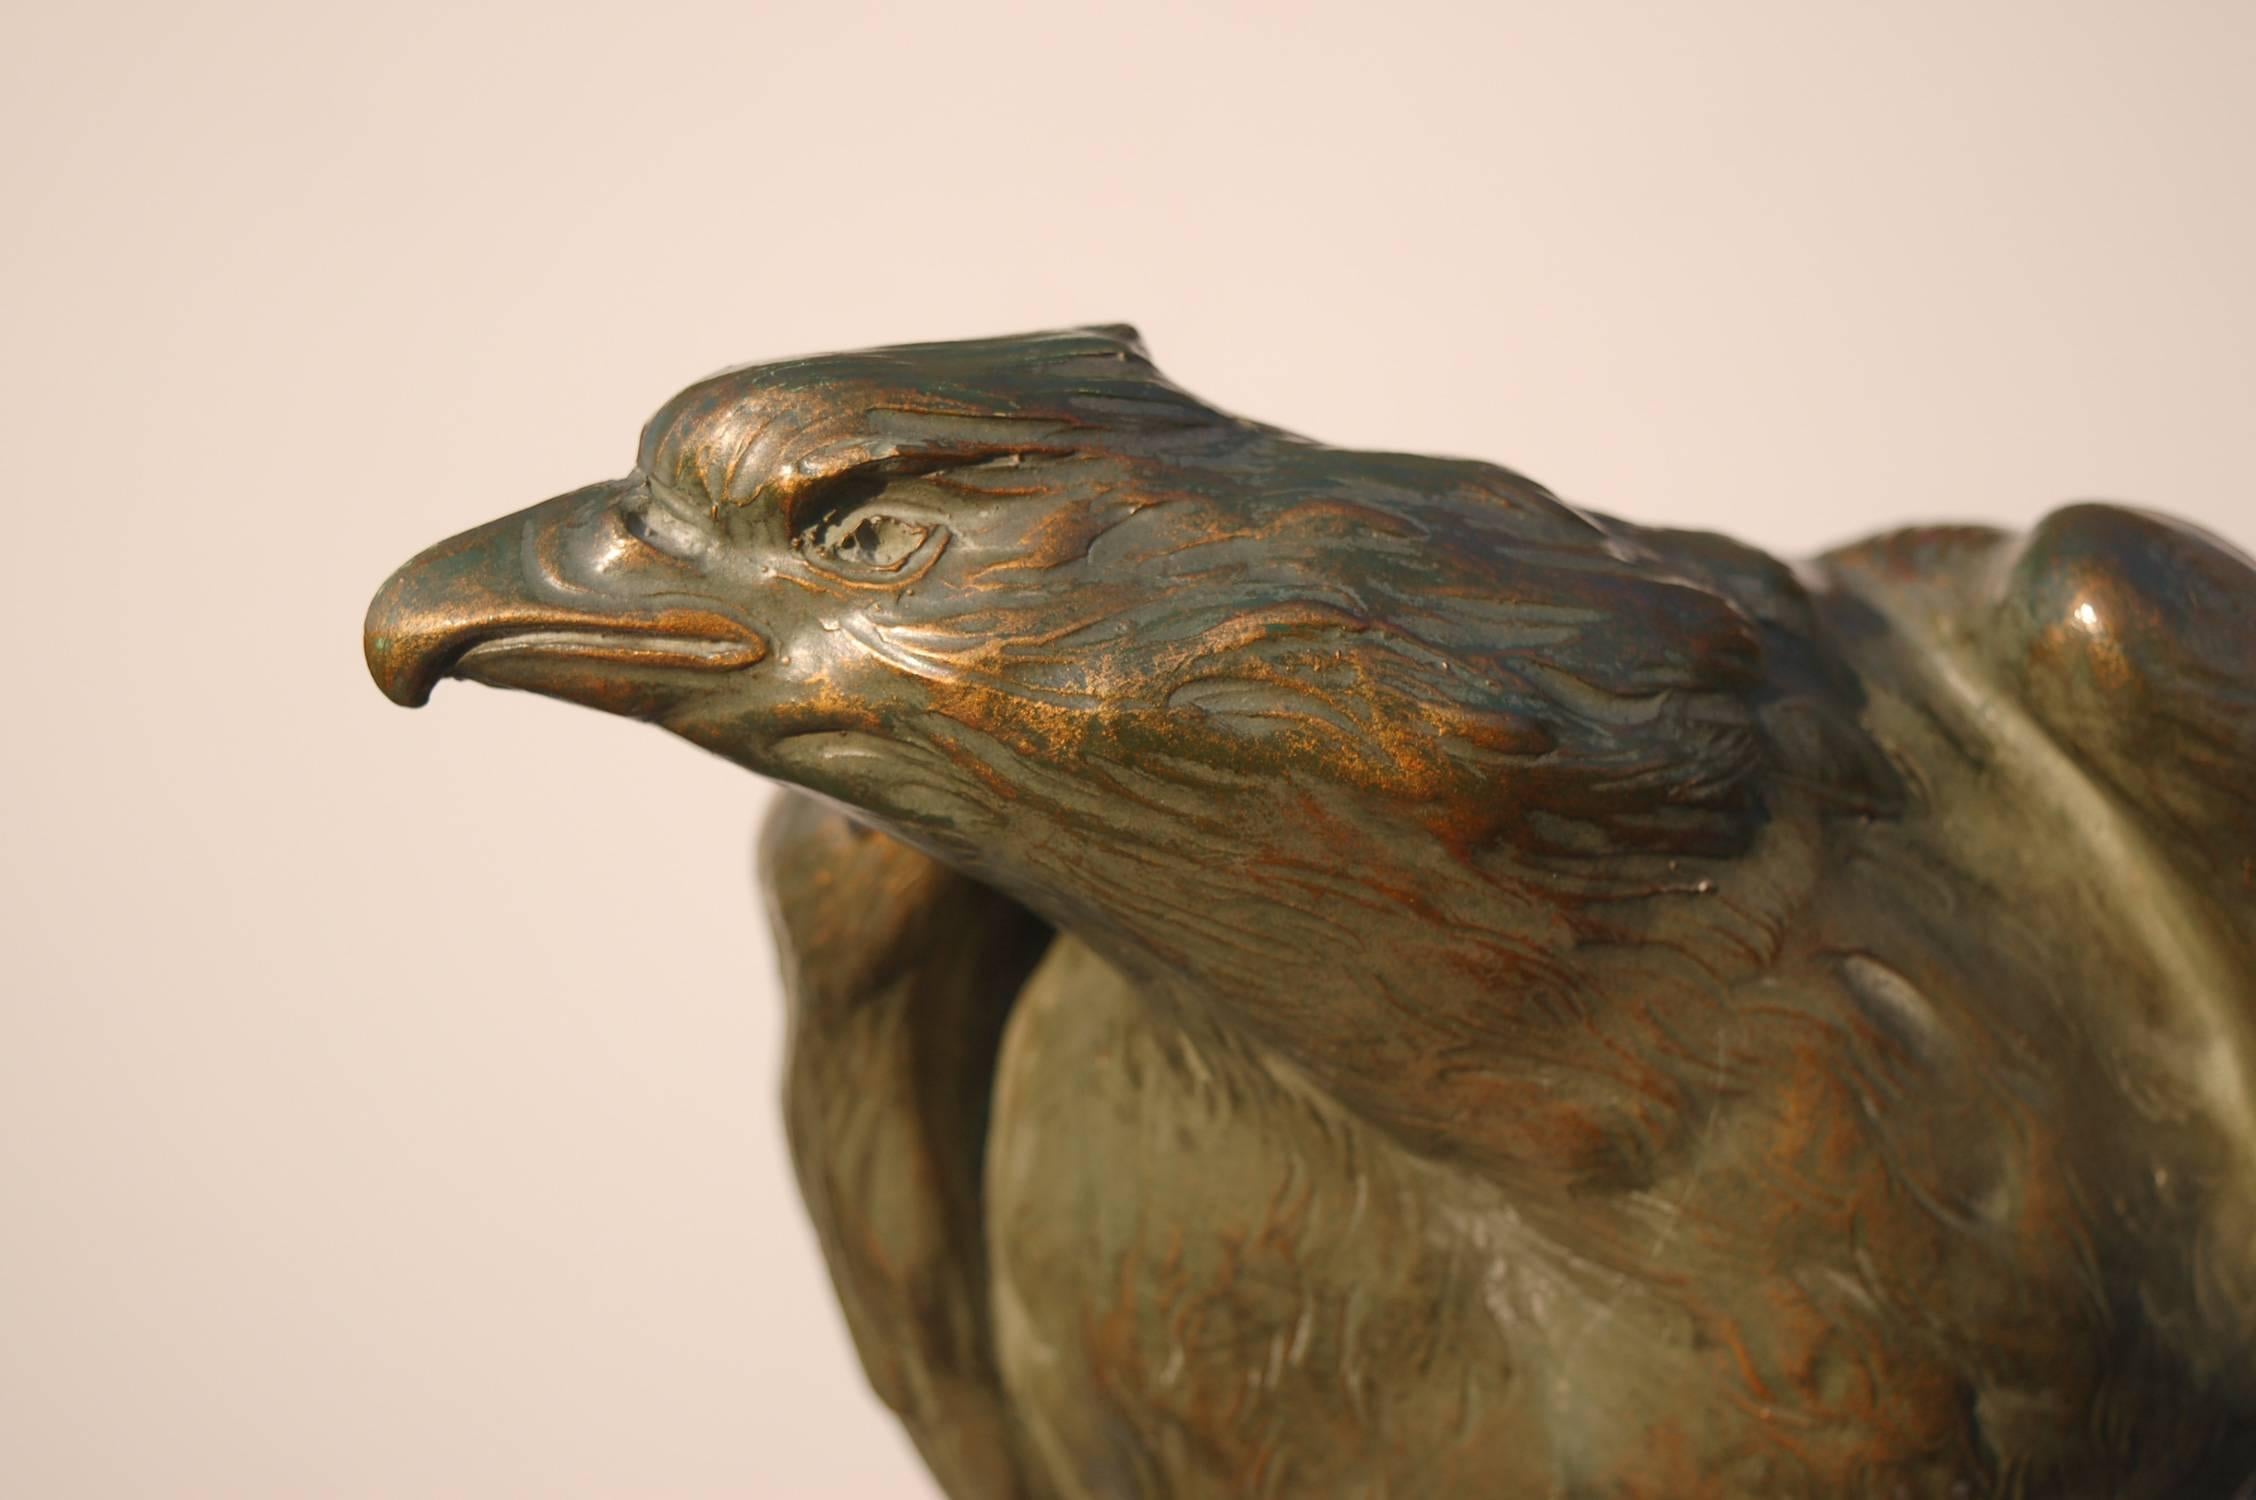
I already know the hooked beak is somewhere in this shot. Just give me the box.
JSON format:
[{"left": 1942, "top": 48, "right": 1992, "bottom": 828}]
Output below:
[{"left": 363, "top": 485, "right": 767, "bottom": 711}]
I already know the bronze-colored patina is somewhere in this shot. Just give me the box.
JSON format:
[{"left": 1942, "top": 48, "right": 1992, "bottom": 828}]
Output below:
[{"left": 366, "top": 327, "right": 2256, "bottom": 1498}]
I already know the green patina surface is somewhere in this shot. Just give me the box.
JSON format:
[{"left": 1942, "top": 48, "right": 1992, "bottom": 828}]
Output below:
[{"left": 368, "top": 327, "right": 2256, "bottom": 1498}]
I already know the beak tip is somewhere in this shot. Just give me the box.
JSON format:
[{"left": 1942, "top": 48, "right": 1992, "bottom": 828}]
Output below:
[
  {"left": 365, "top": 640, "right": 433, "bottom": 708},
  {"left": 364, "top": 570, "right": 437, "bottom": 708}
]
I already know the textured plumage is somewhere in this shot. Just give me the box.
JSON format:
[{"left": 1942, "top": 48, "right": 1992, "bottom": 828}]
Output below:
[{"left": 368, "top": 327, "right": 2256, "bottom": 1497}]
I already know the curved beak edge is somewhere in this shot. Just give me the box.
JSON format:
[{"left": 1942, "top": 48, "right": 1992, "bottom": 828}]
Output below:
[{"left": 363, "top": 497, "right": 764, "bottom": 710}]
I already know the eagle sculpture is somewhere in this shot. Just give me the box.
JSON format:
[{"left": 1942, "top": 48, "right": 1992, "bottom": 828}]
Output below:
[{"left": 365, "top": 326, "right": 2256, "bottom": 1498}]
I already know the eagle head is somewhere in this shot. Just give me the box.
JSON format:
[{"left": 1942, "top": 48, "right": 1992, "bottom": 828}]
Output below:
[{"left": 366, "top": 326, "right": 1790, "bottom": 1158}]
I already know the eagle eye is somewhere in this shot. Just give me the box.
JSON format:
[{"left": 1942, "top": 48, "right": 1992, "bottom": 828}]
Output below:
[
  {"left": 797, "top": 467, "right": 943, "bottom": 576},
  {"left": 821, "top": 511, "right": 930, "bottom": 570}
]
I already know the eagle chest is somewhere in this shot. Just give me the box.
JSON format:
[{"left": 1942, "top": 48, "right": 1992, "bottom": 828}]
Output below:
[{"left": 984, "top": 936, "right": 1545, "bottom": 1498}]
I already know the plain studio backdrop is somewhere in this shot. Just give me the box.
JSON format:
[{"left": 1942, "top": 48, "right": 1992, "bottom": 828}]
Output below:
[{"left": 2, "top": 2, "right": 2250, "bottom": 1495}]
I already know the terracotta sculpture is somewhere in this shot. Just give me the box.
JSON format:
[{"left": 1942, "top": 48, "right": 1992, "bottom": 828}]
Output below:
[{"left": 365, "top": 327, "right": 2256, "bottom": 1498}]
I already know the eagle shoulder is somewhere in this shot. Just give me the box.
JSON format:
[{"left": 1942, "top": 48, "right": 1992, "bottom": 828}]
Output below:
[{"left": 1983, "top": 503, "right": 2256, "bottom": 952}]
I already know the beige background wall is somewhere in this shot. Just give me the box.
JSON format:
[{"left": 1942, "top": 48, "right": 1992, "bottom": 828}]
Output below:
[{"left": 3, "top": 2, "right": 2249, "bottom": 1495}]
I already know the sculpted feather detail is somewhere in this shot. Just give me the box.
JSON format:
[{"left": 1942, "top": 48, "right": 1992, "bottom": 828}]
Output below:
[{"left": 369, "top": 326, "right": 2256, "bottom": 1498}]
